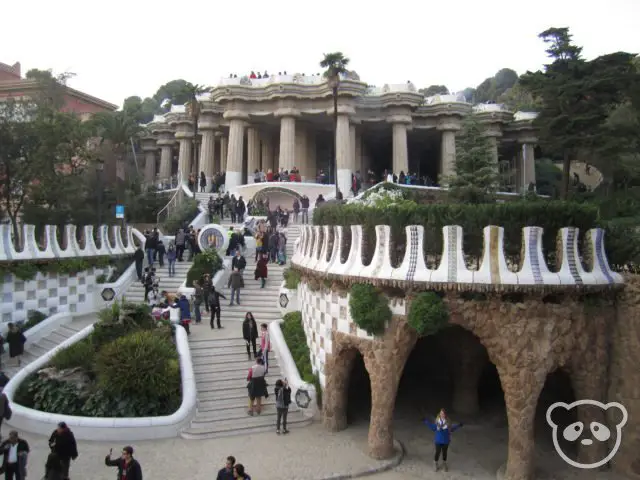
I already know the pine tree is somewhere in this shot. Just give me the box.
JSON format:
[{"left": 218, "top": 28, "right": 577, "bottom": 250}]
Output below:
[{"left": 447, "top": 116, "right": 499, "bottom": 204}]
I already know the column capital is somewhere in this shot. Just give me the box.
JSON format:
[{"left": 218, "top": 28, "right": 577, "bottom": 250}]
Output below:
[
  {"left": 436, "top": 117, "right": 462, "bottom": 131},
  {"left": 198, "top": 112, "right": 221, "bottom": 131},
  {"left": 274, "top": 108, "right": 300, "bottom": 118},
  {"left": 175, "top": 131, "right": 194, "bottom": 140},
  {"left": 223, "top": 110, "right": 250, "bottom": 121},
  {"left": 386, "top": 114, "right": 412, "bottom": 125},
  {"left": 517, "top": 136, "right": 538, "bottom": 145},
  {"left": 325, "top": 106, "right": 356, "bottom": 116},
  {"left": 140, "top": 137, "right": 157, "bottom": 152},
  {"left": 483, "top": 124, "right": 503, "bottom": 138}
]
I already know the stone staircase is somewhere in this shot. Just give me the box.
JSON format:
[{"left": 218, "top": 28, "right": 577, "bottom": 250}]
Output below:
[
  {"left": 181, "top": 254, "right": 310, "bottom": 439},
  {"left": 121, "top": 259, "right": 193, "bottom": 303},
  {"left": 1, "top": 314, "right": 95, "bottom": 378}
]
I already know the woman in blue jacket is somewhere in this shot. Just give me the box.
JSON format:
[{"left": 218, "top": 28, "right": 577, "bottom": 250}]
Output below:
[
  {"left": 424, "top": 408, "right": 463, "bottom": 472},
  {"left": 174, "top": 294, "right": 192, "bottom": 335}
]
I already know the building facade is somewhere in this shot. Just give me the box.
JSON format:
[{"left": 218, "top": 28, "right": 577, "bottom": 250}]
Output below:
[
  {"left": 0, "top": 61, "right": 117, "bottom": 119},
  {"left": 143, "top": 73, "right": 538, "bottom": 195}
]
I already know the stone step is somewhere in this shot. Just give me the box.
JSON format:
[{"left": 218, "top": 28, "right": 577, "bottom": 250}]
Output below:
[
  {"left": 195, "top": 375, "right": 284, "bottom": 392},
  {"left": 190, "top": 342, "right": 275, "bottom": 356},
  {"left": 181, "top": 411, "right": 311, "bottom": 439},
  {"left": 194, "top": 363, "right": 281, "bottom": 376},
  {"left": 195, "top": 368, "right": 283, "bottom": 384},
  {"left": 192, "top": 402, "right": 300, "bottom": 422},
  {"left": 197, "top": 395, "right": 279, "bottom": 412}
]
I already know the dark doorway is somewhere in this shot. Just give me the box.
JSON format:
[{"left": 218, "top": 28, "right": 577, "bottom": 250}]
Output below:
[
  {"left": 362, "top": 126, "right": 392, "bottom": 176},
  {"left": 315, "top": 130, "right": 333, "bottom": 182},
  {"left": 346, "top": 351, "right": 371, "bottom": 425},
  {"left": 408, "top": 130, "right": 440, "bottom": 183}
]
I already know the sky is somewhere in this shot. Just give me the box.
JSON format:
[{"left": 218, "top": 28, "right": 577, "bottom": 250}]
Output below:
[{"left": 3, "top": 0, "right": 639, "bottom": 108}]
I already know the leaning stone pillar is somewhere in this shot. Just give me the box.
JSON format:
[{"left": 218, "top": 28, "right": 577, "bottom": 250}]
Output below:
[
  {"left": 497, "top": 365, "right": 546, "bottom": 480},
  {"left": 363, "top": 317, "right": 418, "bottom": 459},
  {"left": 323, "top": 341, "right": 358, "bottom": 432}
]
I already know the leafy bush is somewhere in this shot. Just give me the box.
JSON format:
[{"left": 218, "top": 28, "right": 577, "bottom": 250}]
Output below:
[
  {"left": 0, "top": 255, "right": 122, "bottom": 282},
  {"left": 283, "top": 268, "right": 301, "bottom": 290},
  {"left": 281, "top": 312, "right": 313, "bottom": 382},
  {"left": 23, "top": 310, "right": 47, "bottom": 331},
  {"left": 27, "top": 376, "right": 86, "bottom": 415},
  {"left": 94, "top": 330, "right": 180, "bottom": 402},
  {"left": 313, "top": 201, "right": 599, "bottom": 266},
  {"left": 186, "top": 248, "right": 223, "bottom": 287},
  {"left": 349, "top": 283, "right": 391, "bottom": 336},
  {"left": 50, "top": 339, "right": 95, "bottom": 372},
  {"left": 407, "top": 292, "right": 449, "bottom": 336},
  {"left": 162, "top": 197, "right": 200, "bottom": 234}
]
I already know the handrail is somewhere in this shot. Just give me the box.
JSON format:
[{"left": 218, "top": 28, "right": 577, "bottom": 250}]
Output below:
[{"left": 156, "top": 171, "right": 184, "bottom": 226}]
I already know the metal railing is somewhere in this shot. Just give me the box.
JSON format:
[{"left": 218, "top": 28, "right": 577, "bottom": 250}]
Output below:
[{"left": 156, "top": 171, "right": 185, "bottom": 226}]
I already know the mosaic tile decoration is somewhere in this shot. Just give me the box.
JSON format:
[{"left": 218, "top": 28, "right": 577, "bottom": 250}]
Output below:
[{"left": 292, "top": 224, "right": 623, "bottom": 288}]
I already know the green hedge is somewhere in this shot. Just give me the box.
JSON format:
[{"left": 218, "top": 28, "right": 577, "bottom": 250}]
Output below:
[
  {"left": 313, "top": 201, "right": 599, "bottom": 267},
  {"left": 186, "top": 248, "right": 223, "bottom": 288},
  {"left": 0, "top": 255, "right": 126, "bottom": 282},
  {"left": 283, "top": 268, "right": 301, "bottom": 290},
  {"left": 281, "top": 312, "right": 314, "bottom": 382},
  {"left": 16, "top": 301, "right": 180, "bottom": 417}
]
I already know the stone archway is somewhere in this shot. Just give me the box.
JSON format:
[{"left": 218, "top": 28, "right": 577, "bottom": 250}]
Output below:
[{"left": 252, "top": 186, "right": 304, "bottom": 205}]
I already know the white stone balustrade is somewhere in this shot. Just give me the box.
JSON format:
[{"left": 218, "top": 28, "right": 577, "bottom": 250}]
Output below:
[
  {"left": 292, "top": 224, "right": 623, "bottom": 289},
  {"left": 423, "top": 93, "right": 469, "bottom": 105},
  {"left": 0, "top": 224, "right": 138, "bottom": 262}
]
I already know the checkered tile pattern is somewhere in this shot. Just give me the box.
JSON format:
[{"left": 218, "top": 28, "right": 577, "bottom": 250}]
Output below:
[
  {"left": 299, "top": 283, "right": 374, "bottom": 387},
  {"left": 0, "top": 268, "right": 105, "bottom": 325}
]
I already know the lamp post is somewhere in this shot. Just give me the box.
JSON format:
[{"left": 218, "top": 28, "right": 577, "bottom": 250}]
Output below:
[{"left": 327, "top": 74, "right": 340, "bottom": 199}]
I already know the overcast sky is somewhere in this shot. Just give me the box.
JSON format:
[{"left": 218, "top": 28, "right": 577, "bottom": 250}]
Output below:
[{"left": 3, "top": 0, "right": 639, "bottom": 107}]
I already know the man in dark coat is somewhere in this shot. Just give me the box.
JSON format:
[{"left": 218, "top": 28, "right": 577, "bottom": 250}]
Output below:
[
  {"left": 133, "top": 246, "right": 144, "bottom": 280},
  {"left": 49, "top": 422, "right": 78, "bottom": 480},
  {"left": 216, "top": 455, "right": 235, "bottom": 480}
]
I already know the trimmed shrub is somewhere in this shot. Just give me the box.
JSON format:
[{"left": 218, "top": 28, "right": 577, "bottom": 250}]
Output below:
[
  {"left": 407, "top": 292, "right": 449, "bottom": 336},
  {"left": 348, "top": 283, "right": 391, "bottom": 336},
  {"left": 50, "top": 339, "right": 95, "bottom": 372},
  {"left": 23, "top": 310, "right": 47, "bottom": 331},
  {"left": 186, "top": 248, "right": 223, "bottom": 287},
  {"left": 313, "top": 201, "right": 599, "bottom": 266},
  {"left": 283, "top": 268, "right": 301, "bottom": 290},
  {"left": 281, "top": 312, "right": 313, "bottom": 382},
  {"left": 94, "top": 330, "right": 180, "bottom": 403}
]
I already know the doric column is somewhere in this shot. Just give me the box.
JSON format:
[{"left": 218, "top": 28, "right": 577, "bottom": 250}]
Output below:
[
  {"left": 155, "top": 131, "right": 175, "bottom": 181},
  {"left": 199, "top": 130, "right": 215, "bottom": 181},
  {"left": 220, "top": 135, "right": 228, "bottom": 172},
  {"left": 276, "top": 108, "right": 299, "bottom": 171},
  {"left": 388, "top": 111, "right": 411, "bottom": 177},
  {"left": 336, "top": 114, "right": 353, "bottom": 197},
  {"left": 223, "top": 110, "right": 248, "bottom": 191},
  {"left": 437, "top": 117, "right": 462, "bottom": 186},
  {"left": 523, "top": 142, "right": 536, "bottom": 190},
  {"left": 295, "top": 124, "right": 307, "bottom": 178},
  {"left": 140, "top": 137, "right": 157, "bottom": 183},
  {"left": 174, "top": 119, "right": 194, "bottom": 183},
  {"left": 260, "top": 133, "right": 274, "bottom": 173},
  {"left": 350, "top": 125, "right": 357, "bottom": 174},
  {"left": 247, "top": 127, "right": 260, "bottom": 183}
]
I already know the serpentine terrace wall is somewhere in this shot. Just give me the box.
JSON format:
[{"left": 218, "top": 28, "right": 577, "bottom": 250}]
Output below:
[
  {"left": 291, "top": 224, "right": 623, "bottom": 289},
  {"left": 0, "top": 224, "right": 141, "bottom": 327}
]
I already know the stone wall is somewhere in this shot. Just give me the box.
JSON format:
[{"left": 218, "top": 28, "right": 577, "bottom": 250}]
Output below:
[{"left": 608, "top": 274, "right": 640, "bottom": 478}]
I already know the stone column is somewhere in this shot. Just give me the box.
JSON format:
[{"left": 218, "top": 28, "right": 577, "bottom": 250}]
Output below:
[
  {"left": 350, "top": 125, "right": 357, "bottom": 174},
  {"left": 391, "top": 123, "right": 409, "bottom": 176},
  {"left": 219, "top": 135, "right": 227, "bottom": 173},
  {"left": 247, "top": 127, "right": 260, "bottom": 183},
  {"left": 260, "top": 133, "right": 274, "bottom": 174},
  {"left": 140, "top": 137, "right": 157, "bottom": 183},
  {"left": 224, "top": 111, "right": 248, "bottom": 191},
  {"left": 336, "top": 114, "right": 353, "bottom": 197},
  {"left": 199, "top": 129, "right": 215, "bottom": 183},
  {"left": 523, "top": 143, "right": 536, "bottom": 190},
  {"left": 177, "top": 137, "right": 192, "bottom": 183},
  {"left": 354, "top": 127, "right": 362, "bottom": 175},
  {"left": 440, "top": 130, "right": 456, "bottom": 185},
  {"left": 276, "top": 110, "right": 298, "bottom": 171},
  {"left": 156, "top": 131, "right": 175, "bottom": 181}
]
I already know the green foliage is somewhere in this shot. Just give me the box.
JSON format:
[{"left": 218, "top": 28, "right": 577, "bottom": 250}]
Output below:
[
  {"left": 448, "top": 116, "right": 499, "bottom": 204},
  {"left": 162, "top": 198, "right": 200, "bottom": 234},
  {"left": 0, "top": 255, "right": 120, "bottom": 282},
  {"left": 419, "top": 85, "right": 449, "bottom": 97},
  {"left": 407, "top": 292, "right": 449, "bottom": 336},
  {"left": 92, "top": 302, "right": 159, "bottom": 348},
  {"left": 281, "top": 312, "right": 315, "bottom": 383},
  {"left": 283, "top": 268, "right": 301, "bottom": 290},
  {"left": 23, "top": 310, "right": 47, "bottom": 331},
  {"left": 50, "top": 339, "right": 95, "bottom": 372},
  {"left": 473, "top": 68, "right": 518, "bottom": 103},
  {"left": 313, "top": 201, "right": 599, "bottom": 266},
  {"left": 24, "top": 376, "right": 86, "bottom": 414},
  {"left": 349, "top": 284, "right": 391, "bottom": 336},
  {"left": 320, "top": 52, "right": 350, "bottom": 79},
  {"left": 186, "top": 248, "right": 223, "bottom": 287},
  {"left": 94, "top": 330, "right": 180, "bottom": 401}
]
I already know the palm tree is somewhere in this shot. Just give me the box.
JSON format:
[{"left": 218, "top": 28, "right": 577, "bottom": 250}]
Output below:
[
  {"left": 91, "top": 111, "right": 144, "bottom": 185},
  {"left": 320, "top": 52, "right": 350, "bottom": 197},
  {"left": 168, "top": 83, "right": 211, "bottom": 187}
]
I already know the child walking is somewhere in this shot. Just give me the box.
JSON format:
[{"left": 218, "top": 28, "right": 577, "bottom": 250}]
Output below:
[
  {"left": 274, "top": 379, "right": 292, "bottom": 434},
  {"left": 424, "top": 408, "right": 463, "bottom": 472}
]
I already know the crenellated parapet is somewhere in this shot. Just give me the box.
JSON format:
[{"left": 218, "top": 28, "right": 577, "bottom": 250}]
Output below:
[
  {"left": 292, "top": 224, "right": 623, "bottom": 291},
  {"left": 0, "top": 224, "right": 139, "bottom": 262}
]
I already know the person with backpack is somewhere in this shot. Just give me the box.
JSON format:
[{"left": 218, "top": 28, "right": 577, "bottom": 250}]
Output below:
[{"left": 274, "top": 378, "right": 292, "bottom": 434}]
